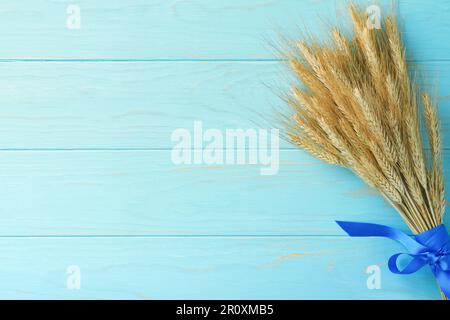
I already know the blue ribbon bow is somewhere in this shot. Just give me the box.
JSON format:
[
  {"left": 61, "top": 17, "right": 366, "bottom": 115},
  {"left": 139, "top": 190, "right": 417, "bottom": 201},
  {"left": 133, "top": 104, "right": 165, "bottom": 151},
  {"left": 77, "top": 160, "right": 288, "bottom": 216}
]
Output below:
[{"left": 336, "top": 221, "right": 450, "bottom": 297}]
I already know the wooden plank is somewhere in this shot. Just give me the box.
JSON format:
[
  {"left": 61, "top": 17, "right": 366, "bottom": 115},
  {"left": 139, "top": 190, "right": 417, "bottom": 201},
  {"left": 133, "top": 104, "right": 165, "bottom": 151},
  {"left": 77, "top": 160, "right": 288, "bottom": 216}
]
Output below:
[
  {"left": 0, "top": 1, "right": 447, "bottom": 61},
  {"left": 0, "top": 236, "right": 440, "bottom": 299},
  {"left": 399, "top": 0, "right": 450, "bottom": 61},
  {"left": 0, "top": 0, "right": 385, "bottom": 59},
  {"left": 0, "top": 61, "right": 449, "bottom": 149},
  {"left": 0, "top": 61, "right": 282, "bottom": 149},
  {"left": 0, "top": 149, "right": 448, "bottom": 236}
]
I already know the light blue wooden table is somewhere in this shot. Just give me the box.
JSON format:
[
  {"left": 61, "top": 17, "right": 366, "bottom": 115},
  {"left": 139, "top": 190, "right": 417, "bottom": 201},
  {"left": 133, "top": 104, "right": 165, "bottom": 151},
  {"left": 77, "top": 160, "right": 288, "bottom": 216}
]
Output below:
[{"left": 0, "top": 0, "right": 448, "bottom": 299}]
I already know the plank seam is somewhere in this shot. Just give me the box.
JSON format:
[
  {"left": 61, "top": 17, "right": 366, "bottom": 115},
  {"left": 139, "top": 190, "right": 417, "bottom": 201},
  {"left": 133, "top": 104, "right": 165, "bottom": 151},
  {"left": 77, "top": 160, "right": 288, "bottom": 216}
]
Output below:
[
  {"left": 0, "top": 58, "right": 448, "bottom": 63},
  {"left": 0, "top": 234, "right": 396, "bottom": 239},
  {"left": 0, "top": 148, "right": 445, "bottom": 151}
]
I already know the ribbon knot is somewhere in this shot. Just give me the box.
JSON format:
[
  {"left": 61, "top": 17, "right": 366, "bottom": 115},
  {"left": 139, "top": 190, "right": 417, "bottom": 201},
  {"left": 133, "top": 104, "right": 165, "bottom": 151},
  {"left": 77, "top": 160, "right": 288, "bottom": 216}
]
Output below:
[
  {"left": 337, "top": 221, "right": 450, "bottom": 297},
  {"left": 425, "top": 250, "right": 448, "bottom": 269}
]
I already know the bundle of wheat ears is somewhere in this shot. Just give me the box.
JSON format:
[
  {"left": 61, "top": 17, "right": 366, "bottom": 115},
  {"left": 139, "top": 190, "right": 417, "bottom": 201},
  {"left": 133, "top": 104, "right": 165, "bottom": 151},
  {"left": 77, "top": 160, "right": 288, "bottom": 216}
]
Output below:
[{"left": 281, "top": 5, "right": 447, "bottom": 298}]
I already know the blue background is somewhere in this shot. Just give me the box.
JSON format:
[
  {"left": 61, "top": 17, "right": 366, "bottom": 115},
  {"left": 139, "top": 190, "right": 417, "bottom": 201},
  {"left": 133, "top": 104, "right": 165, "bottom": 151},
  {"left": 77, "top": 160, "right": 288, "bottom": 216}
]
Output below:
[{"left": 0, "top": 0, "right": 448, "bottom": 299}]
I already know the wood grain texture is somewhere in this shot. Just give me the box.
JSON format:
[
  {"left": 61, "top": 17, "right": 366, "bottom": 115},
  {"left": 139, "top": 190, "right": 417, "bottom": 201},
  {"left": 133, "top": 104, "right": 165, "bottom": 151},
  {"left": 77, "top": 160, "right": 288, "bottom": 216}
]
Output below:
[
  {"left": 0, "top": 0, "right": 448, "bottom": 300},
  {"left": 0, "top": 149, "right": 447, "bottom": 236},
  {"left": 0, "top": 0, "right": 447, "bottom": 60},
  {"left": 0, "top": 61, "right": 283, "bottom": 149},
  {"left": 0, "top": 61, "right": 449, "bottom": 149},
  {"left": 0, "top": 0, "right": 388, "bottom": 59},
  {"left": 0, "top": 237, "right": 441, "bottom": 299}
]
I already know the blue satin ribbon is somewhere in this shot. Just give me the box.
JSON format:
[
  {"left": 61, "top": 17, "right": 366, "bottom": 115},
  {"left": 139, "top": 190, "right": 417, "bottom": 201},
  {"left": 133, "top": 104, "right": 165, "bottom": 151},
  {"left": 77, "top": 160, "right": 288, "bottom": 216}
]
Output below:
[{"left": 336, "top": 221, "right": 450, "bottom": 297}]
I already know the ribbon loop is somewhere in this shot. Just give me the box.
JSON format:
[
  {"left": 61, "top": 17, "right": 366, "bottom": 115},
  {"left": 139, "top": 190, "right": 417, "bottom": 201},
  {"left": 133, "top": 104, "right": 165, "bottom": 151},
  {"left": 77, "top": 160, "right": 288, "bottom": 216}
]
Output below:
[
  {"left": 388, "top": 253, "right": 428, "bottom": 274},
  {"left": 336, "top": 221, "right": 450, "bottom": 297}
]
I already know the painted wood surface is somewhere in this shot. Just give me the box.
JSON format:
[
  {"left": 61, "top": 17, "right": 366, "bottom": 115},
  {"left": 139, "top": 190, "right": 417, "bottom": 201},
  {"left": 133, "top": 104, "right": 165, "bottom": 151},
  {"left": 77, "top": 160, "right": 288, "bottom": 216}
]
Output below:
[
  {"left": 0, "top": 0, "right": 449, "bottom": 299},
  {"left": 0, "top": 149, "right": 448, "bottom": 236},
  {"left": 0, "top": 61, "right": 448, "bottom": 149},
  {"left": 0, "top": 237, "right": 441, "bottom": 299},
  {"left": 0, "top": 0, "right": 448, "bottom": 61}
]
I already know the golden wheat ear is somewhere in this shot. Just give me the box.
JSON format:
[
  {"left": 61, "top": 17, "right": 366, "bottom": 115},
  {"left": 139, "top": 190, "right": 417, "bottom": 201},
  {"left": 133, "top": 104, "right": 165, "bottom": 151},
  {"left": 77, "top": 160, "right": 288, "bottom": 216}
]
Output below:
[
  {"left": 279, "top": 4, "right": 448, "bottom": 299},
  {"left": 281, "top": 5, "right": 445, "bottom": 236}
]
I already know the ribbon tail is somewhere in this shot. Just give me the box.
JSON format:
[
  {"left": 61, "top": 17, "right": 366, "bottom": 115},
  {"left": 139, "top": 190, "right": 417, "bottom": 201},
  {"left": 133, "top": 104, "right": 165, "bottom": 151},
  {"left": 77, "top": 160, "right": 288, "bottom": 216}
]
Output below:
[{"left": 336, "top": 221, "right": 427, "bottom": 253}]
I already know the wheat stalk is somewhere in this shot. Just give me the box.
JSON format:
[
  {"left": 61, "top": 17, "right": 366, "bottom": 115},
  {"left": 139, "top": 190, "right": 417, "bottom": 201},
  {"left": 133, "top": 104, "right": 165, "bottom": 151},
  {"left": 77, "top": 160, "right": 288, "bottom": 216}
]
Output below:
[{"left": 281, "top": 5, "right": 446, "bottom": 297}]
